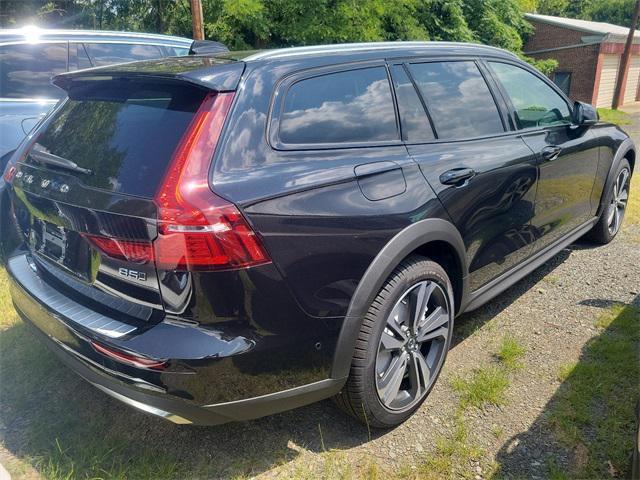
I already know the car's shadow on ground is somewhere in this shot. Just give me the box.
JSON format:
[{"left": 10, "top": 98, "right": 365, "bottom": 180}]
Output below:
[
  {"left": 0, "top": 245, "right": 581, "bottom": 478},
  {"left": 492, "top": 294, "right": 640, "bottom": 479}
]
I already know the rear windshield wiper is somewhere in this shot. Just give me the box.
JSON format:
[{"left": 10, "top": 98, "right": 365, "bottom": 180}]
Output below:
[{"left": 29, "top": 149, "right": 93, "bottom": 175}]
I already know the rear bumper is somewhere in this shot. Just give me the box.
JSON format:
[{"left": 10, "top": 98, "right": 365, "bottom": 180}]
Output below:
[{"left": 7, "top": 253, "right": 345, "bottom": 425}]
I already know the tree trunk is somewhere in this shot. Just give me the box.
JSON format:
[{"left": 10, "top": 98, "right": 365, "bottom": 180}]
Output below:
[
  {"left": 190, "top": 0, "right": 204, "bottom": 40},
  {"left": 156, "top": 0, "right": 163, "bottom": 33}
]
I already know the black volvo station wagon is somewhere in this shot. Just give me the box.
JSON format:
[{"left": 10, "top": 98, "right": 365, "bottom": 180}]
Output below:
[{"left": 1, "top": 42, "right": 634, "bottom": 428}]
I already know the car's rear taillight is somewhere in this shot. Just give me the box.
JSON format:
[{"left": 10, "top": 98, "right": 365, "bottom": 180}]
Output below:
[
  {"left": 153, "top": 92, "right": 270, "bottom": 272},
  {"left": 83, "top": 234, "right": 153, "bottom": 264}
]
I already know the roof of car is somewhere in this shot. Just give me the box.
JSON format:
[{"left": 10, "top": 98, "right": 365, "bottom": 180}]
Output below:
[
  {"left": 0, "top": 26, "right": 193, "bottom": 47},
  {"left": 54, "top": 41, "right": 519, "bottom": 93}
]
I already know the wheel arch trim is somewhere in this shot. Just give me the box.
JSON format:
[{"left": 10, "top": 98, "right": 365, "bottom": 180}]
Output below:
[
  {"left": 597, "top": 137, "right": 635, "bottom": 217},
  {"left": 330, "top": 218, "right": 468, "bottom": 380}
]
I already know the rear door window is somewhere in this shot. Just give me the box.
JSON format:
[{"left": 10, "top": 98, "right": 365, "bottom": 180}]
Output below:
[
  {"left": 408, "top": 61, "right": 504, "bottom": 139},
  {"left": 83, "top": 43, "right": 164, "bottom": 66},
  {"left": 0, "top": 43, "right": 68, "bottom": 99},
  {"left": 488, "top": 61, "right": 572, "bottom": 129},
  {"left": 27, "top": 81, "right": 206, "bottom": 198},
  {"left": 278, "top": 66, "right": 398, "bottom": 146}
]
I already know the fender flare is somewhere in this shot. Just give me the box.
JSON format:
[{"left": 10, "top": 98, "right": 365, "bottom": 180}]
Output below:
[
  {"left": 597, "top": 137, "right": 635, "bottom": 217},
  {"left": 330, "top": 218, "right": 469, "bottom": 380}
]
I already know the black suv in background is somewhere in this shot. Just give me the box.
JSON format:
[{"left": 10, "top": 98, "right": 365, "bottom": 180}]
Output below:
[{"left": 1, "top": 42, "right": 634, "bottom": 428}]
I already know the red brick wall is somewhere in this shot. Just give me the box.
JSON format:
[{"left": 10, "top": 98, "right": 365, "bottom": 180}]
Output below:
[
  {"left": 524, "top": 21, "right": 585, "bottom": 52},
  {"left": 527, "top": 44, "right": 600, "bottom": 103},
  {"left": 524, "top": 20, "right": 600, "bottom": 104}
]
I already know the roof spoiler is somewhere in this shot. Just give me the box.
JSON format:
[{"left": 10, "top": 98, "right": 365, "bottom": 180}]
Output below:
[
  {"left": 52, "top": 60, "right": 244, "bottom": 93},
  {"left": 189, "top": 40, "right": 229, "bottom": 56}
]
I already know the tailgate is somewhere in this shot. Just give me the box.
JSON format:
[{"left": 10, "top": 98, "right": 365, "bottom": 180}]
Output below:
[
  {"left": 10, "top": 166, "right": 162, "bottom": 320},
  {"left": 6, "top": 76, "right": 214, "bottom": 323}
]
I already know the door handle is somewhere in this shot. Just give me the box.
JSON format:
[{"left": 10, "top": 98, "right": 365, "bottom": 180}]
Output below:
[
  {"left": 439, "top": 168, "right": 476, "bottom": 187},
  {"left": 541, "top": 145, "right": 562, "bottom": 161}
]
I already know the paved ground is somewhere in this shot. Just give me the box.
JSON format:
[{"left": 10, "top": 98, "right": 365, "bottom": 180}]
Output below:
[{"left": 1, "top": 113, "right": 639, "bottom": 479}]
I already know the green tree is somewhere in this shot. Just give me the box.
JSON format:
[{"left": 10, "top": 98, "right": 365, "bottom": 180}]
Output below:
[
  {"left": 416, "top": 0, "right": 474, "bottom": 42},
  {"left": 0, "top": 0, "right": 560, "bottom": 76},
  {"left": 537, "top": 0, "right": 570, "bottom": 15},
  {"left": 463, "top": 0, "right": 531, "bottom": 51},
  {"left": 205, "top": 0, "right": 270, "bottom": 50},
  {"left": 516, "top": 0, "right": 538, "bottom": 12},
  {"left": 536, "top": 0, "right": 638, "bottom": 27},
  {"left": 588, "top": 0, "right": 637, "bottom": 27}
]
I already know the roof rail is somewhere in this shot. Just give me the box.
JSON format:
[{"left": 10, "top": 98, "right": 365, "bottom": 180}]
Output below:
[{"left": 243, "top": 41, "right": 515, "bottom": 61}]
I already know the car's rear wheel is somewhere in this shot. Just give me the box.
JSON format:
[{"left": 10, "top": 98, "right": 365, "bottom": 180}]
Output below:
[
  {"left": 587, "top": 159, "right": 631, "bottom": 244},
  {"left": 334, "top": 256, "right": 454, "bottom": 428}
]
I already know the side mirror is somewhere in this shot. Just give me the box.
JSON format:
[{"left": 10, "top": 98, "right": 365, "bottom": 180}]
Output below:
[{"left": 573, "top": 101, "right": 598, "bottom": 126}]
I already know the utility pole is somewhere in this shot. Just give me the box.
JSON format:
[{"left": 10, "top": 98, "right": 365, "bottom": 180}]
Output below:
[
  {"left": 190, "top": 0, "right": 205, "bottom": 41},
  {"left": 612, "top": 0, "right": 640, "bottom": 109}
]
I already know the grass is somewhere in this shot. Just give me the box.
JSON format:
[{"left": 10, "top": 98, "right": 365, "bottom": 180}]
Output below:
[
  {"left": 276, "top": 450, "right": 386, "bottom": 480},
  {"left": 547, "top": 303, "right": 640, "bottom": 478},
  {"left": 0, "top": 266, "right": 15, "bottom": 329},
  {"left": 491, "top": 425, "right": 504, "bottom": 439},
  {"left": 556, "top": 362, "right": 577, "bottom": 383},
  {"left": 547, "top": 457, "right": 571, "bottom": 480},
  {"left": 410, "top": 416, "right": 484, "bottom": 480},
  {"left": 598, "top": 108, "right": 632, "bottom": 125},
  {"left": 626, "top": 174, "right": 640, "bottom": 244},
  {"left": 0, "top": 265, "right": 189, "bottom": 479},
  {"left": 451, "top": 336, "right": 525, "bottom": 410},
  {"left": 451, "top": 366, "right": 510, "bottom": 410},
  {"left": 496, "top": 336, "right": 526, "bottom": 370}
]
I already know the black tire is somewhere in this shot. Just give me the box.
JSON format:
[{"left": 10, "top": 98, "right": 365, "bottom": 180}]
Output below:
[
  {"left": 334, "top": 256, "right": 454, "bottom": 428},
  {"left": 587, "top": 158, "right": 632, "bottom": 244}
]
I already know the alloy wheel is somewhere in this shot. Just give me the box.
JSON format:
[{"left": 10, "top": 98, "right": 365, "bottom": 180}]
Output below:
[
  {"left": 607, "top": 167, "right": 630, "bottom": 236},
  {"left": 375, "top": 280, "right": 451, "bottom": 411}
]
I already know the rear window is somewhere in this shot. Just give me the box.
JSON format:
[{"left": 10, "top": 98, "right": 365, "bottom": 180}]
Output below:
[
  {"left": 27, "top": 80, "right": 206, "bottom": 198},
  {"left": 0, "top": 43, "right": 67, "bottom": 99},
  {"left": 279, "top": 66, "right": 398, "bottom": 145}
]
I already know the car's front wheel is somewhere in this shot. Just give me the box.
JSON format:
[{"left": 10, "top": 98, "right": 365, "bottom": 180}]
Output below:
[{"left": 335, "top": 256, "right": 454, "bottom": 428}]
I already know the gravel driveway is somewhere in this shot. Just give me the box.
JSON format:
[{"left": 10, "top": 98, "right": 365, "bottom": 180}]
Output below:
[{"left": 1, "top": 115, "right": 639, "bottom": 480}]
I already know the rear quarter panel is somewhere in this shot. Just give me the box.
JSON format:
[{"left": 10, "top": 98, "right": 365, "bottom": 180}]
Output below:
[{"left": 212, "top": 60, "right": 449, "bottom": 320}]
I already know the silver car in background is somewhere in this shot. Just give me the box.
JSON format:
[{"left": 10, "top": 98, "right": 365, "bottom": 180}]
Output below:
[{"left": 0, "top": 27, "right": 194, "bottom": 163}]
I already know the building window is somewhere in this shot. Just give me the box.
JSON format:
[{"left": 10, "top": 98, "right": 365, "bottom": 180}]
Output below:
[{"left": 553, "top": 72, "right": 571, "bottom": 95}]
